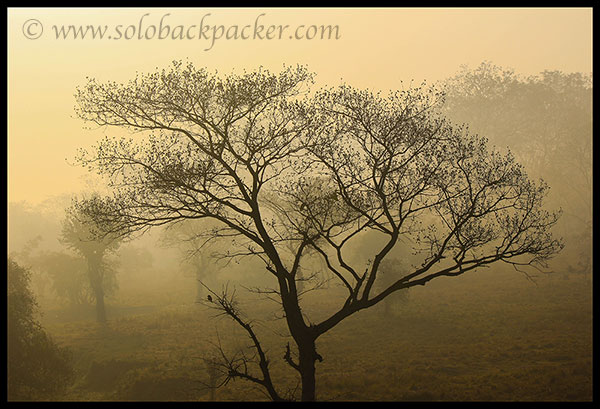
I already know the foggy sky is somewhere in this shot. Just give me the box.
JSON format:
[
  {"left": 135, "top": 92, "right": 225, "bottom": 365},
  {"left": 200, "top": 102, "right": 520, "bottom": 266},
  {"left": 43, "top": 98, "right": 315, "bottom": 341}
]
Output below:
[{"left": 8, "top": 7, "right": 592, "bottom": 204}]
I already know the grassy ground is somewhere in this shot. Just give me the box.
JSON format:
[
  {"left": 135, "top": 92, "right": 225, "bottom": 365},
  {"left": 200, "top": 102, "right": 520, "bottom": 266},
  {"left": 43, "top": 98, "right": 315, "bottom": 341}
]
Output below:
[{"left": 42, "top": 268, "right": 592, "bottom": 401}]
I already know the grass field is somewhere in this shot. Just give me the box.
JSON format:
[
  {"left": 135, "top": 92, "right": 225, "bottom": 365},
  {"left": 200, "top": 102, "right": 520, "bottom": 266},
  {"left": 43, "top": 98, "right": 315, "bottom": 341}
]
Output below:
[{"left": 41, "top": 267, "right": 592, "bottom": 401}]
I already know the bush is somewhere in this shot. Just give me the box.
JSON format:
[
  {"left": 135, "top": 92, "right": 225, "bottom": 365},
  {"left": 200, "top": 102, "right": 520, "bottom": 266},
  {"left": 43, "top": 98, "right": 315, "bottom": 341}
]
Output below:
[{"left": 7, "top": 259, "right": 74, "bottom": 400}]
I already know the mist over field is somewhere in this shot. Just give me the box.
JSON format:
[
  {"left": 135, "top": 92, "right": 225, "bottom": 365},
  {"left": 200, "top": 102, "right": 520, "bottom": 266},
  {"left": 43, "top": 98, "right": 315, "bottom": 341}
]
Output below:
[{"left": 7, "top": 8, "right": 592, "bottom": 402}]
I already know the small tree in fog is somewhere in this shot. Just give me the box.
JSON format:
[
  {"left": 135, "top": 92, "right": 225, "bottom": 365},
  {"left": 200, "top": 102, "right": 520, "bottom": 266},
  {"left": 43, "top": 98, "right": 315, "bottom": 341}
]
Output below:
[
  {"left": 375, "top": 258, "right": 410, "bottom": 315},
  {"left": 73, "top": 62, "right": 562, "bottom": 401},
  {"left": 60, "top": 200, "right": 122, "bottom": 323},
  {"left": 160, "top": 220, "right": 218, "bottom": 303},
  {"left": 29, "top": 251, "right": 90, "bottom": 306}
]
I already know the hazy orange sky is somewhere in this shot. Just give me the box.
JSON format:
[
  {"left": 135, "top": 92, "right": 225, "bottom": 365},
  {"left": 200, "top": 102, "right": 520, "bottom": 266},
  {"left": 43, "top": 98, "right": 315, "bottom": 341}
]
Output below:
[{"left": 7, "top": 7, "right": 592, "bottom": 205}]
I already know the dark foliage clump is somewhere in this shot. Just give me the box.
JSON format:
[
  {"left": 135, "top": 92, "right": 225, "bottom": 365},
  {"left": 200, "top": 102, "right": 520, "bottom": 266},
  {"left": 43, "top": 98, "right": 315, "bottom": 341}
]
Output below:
[{"left": 7, "top": 258, "right": 74, "bottom": 400}]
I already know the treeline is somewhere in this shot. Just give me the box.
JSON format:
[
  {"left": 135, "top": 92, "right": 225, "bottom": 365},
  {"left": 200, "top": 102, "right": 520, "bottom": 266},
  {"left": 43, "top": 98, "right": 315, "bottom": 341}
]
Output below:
[{"left": 441, "top": 62, "right": 592, "bottom": 275}]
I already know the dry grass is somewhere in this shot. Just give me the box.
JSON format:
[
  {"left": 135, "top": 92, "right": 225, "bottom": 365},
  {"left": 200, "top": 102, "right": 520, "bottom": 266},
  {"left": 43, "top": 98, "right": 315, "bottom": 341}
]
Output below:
[{"left": 43, "top": 268, "right": 592, "bottom": 401}]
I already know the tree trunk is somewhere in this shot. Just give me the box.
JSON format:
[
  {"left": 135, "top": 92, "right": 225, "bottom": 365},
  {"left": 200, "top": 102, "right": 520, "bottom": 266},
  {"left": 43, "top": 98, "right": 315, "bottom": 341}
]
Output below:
[
  {"left": 296, "top": 269, "right": 304, "bottom": 293},
  {"left": 88, "top": 254, "right": 106, "bottom": 323},
  {"left": 297, "top": 338, "right": 318, "bottom": 401},
  {"left": 94, "top": 286, "right": 106, "bottom": 323}
]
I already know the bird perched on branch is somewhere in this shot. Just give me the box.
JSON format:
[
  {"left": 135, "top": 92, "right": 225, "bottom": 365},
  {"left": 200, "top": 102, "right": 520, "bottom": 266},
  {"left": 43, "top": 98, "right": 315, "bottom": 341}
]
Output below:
[{"left": 207, "top": 295, "right": 213, "bottom": 302}]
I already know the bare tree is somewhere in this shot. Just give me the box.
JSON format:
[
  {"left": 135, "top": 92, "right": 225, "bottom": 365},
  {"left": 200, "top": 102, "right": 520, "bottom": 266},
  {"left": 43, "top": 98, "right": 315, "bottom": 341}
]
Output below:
[{"left": 73, "top": 62, "right": 562, "bottom": 400}]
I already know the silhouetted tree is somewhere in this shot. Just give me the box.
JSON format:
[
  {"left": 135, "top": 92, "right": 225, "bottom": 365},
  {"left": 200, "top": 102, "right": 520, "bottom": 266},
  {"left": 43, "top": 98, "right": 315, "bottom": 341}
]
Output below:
[
  {"left": 60, "top": 199, "right": 122, "bottom": 322},
  {"left": 7, "top": 259, "right": 74, "bottom": 400},
  {"left": 73, "top": 62, "right": 562, "bottom": 401}
]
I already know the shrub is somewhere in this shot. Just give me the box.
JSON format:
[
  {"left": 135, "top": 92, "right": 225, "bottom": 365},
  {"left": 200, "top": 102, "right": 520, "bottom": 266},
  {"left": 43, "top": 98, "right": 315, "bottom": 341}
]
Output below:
[{"left": 7, "top": 259, "right": 74, "bottom": 400}]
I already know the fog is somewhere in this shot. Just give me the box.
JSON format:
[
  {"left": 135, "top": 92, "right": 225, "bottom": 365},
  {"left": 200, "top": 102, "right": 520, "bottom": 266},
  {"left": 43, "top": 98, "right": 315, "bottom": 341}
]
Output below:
[{"left": 7, "top": 8, "right": 592, "bottom": 402}]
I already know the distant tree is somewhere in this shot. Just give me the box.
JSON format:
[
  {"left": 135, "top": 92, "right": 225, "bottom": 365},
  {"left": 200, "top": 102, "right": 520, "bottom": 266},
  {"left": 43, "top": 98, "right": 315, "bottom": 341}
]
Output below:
[
  {"left": 114, "top": 244, "right": 155, "bottom": 292},
  {"left": 37, "top": 251, "right": 118, "bottom": 307},
  {"left": 441, "top": 62, "right": 591, "bottom": 275},
  {"left": 73, "top": 62, "right": 562, "bottom": 401},
  {"left": 375, "top": 258, "right": 410, "bottom": 315},
  {"left": 7, "top": 259, "right": 74, "bottom": 400},
  {"left": 10, "top": 234, "right": 118, "bottom": 308},
  {"left": 8, "top": 201, "right": 64, "bottom": 256},
  {"left": 60, "top": 199, "right": 122, "bottom": 322},
  {"left": 160, "top": 220, "right": 219, "bottom": 302},
  {"left": 9, "top": 235, "right": 52, "bottom": 301}
]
